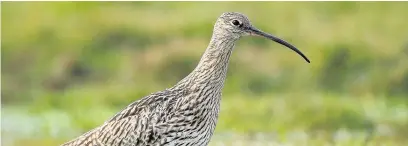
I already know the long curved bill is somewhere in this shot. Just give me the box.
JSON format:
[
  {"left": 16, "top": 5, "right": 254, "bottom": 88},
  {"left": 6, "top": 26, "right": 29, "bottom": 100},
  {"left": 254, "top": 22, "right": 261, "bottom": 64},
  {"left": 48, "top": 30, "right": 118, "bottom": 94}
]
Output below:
[{"left": 248, "top": 27, "right": 310, "bottom": 63}]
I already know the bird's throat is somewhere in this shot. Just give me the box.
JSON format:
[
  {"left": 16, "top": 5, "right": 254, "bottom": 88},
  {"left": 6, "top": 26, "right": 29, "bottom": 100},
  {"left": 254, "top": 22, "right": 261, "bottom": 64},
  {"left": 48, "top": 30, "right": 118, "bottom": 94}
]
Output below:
[{"left": 175, "top": 36, "right": 236, "bottom": 90}]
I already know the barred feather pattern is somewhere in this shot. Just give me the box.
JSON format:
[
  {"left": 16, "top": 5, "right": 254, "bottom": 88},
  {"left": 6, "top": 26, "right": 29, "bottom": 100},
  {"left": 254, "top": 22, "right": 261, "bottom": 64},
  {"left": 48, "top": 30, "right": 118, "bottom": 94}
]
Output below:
[{"left": 61, "top": 13, "right": 242, "bottom": 146}]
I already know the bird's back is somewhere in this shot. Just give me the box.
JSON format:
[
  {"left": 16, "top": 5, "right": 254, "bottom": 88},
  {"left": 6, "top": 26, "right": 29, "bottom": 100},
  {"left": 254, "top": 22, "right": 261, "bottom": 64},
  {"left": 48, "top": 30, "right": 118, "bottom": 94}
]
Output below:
[{"left": 62, "top": 85, "right": 222, "bottom": 146}]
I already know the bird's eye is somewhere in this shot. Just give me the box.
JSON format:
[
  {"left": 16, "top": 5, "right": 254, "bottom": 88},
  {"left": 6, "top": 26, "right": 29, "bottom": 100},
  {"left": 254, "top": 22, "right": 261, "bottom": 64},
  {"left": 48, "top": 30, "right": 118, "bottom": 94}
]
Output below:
[{"left": 231, "top": 20, "right": 242, "bottom": 27}]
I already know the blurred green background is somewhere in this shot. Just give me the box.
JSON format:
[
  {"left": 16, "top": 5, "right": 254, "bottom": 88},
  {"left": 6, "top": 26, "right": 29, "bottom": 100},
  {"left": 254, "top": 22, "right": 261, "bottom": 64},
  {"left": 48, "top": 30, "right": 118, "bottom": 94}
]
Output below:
[{"left": 2, "top": 2, "right": 408, "bottom": 146}]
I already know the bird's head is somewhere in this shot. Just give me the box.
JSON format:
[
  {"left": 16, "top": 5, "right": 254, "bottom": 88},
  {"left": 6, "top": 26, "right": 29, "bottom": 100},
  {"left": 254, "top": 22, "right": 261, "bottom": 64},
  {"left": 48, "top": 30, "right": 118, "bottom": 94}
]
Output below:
[{"left": 214, "top": 12, "right": 310, "bottom": 63}]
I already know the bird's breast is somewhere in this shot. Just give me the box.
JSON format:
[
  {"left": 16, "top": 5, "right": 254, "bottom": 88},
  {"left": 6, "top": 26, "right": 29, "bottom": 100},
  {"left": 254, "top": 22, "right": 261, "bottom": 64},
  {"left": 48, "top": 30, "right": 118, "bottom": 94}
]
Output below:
[{"left": 159, "top": 90, "right": 221, "bottom": 146}]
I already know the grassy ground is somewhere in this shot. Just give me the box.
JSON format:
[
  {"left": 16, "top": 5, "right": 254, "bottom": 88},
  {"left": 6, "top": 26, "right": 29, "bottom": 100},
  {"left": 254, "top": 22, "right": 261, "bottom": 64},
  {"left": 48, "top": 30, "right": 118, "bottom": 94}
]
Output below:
[
  {"left": 2, "top": 2, "right": 408, "bottom": 146},
  {"left": 3, "top": 94, "right": 407, "bottom": 145}
]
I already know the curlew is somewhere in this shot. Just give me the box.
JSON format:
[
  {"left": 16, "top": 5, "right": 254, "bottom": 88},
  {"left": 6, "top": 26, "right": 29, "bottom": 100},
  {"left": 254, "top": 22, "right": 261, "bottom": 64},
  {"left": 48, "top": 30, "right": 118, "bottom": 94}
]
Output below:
[{"left": 61, "top": 12, "right": 310, "bottom": 146}]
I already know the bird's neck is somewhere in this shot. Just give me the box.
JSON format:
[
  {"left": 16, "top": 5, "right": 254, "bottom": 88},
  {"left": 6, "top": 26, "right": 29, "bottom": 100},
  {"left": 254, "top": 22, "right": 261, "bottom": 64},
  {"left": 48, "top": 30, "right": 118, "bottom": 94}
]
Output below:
[{"left": 175, "top": 35, "right": 237, "bottom": 91}]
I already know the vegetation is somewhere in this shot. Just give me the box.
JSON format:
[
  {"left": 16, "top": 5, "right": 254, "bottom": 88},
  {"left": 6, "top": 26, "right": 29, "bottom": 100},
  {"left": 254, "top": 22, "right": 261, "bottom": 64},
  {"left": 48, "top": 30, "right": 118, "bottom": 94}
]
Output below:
[{"left": 2, "top": 2, "right": 408, "bottom": 146}]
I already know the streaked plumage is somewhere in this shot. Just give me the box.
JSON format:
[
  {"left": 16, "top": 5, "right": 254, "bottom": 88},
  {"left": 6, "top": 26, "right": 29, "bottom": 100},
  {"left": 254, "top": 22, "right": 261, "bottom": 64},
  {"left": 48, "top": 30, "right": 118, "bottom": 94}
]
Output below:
[{"left": 61, "top": 12, "right": 310, "bottom": 146}]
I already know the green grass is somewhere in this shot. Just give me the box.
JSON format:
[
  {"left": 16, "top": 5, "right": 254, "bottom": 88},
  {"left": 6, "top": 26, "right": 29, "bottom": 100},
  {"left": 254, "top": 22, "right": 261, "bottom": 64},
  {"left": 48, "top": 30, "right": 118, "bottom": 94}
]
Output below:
[
  {"left": 3, "top": 94, "right": 408, "bottom": 145},
  {"left": 2, "top": 2, "right": 408, "bottom": 146}
]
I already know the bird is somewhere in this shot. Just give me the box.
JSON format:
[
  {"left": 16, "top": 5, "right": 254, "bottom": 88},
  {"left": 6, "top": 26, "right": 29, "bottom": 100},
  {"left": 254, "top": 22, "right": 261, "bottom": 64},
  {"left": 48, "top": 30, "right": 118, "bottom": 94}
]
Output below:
[{"left": 61, "top": 12, "right": 310, "bottom": 146}]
